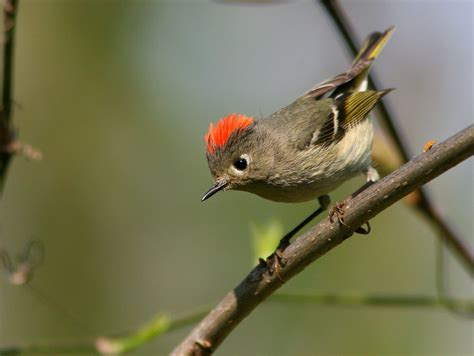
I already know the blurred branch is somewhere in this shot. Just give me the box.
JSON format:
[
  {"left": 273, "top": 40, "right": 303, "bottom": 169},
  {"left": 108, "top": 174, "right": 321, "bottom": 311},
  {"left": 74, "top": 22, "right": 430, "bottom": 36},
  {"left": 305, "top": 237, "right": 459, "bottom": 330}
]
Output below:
[
  {"left": 0, "top": 0, "right": 41, "bottom": 194},
  {"left": 0, "top": 341, "right": 96, "bottom": 355},
  {"left": 319, "top": 0, "right": 473, "bottom": 274},
  {"left": 172, "top": 125, "right": 474, "bottom": 355},
  {"left": 95, "top": 309, "right": 209, "bottom": 354},
  {"left": 2, "top": 288, "right": 472, "bottom": 355},
  {"left": 97, "top": 291, "right": 473, "bottom": 355},
  {"left": 0, "top": 309, "right": 209, "bottom": 355},
  {"left": 0, "top": 240, "right": 43, "bottom": 285},
  {"left": 0, "top": 0, "right": 18, "bottom": 193},
  {"left": 272, "top": 293, "right": 474, "bottom": 313}
]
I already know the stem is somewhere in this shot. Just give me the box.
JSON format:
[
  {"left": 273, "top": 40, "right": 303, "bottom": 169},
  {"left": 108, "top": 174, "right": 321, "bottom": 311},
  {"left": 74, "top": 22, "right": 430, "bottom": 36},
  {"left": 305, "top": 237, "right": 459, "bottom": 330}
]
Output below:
[
  {"left": 95, "top": 308, "right": 210, "bottom": 354},
  {"left": 0, "top": 0, "right": 19, "bottom": 193},
  {"left": 272, "top": 293, "right": 474, "bottom": 312}
]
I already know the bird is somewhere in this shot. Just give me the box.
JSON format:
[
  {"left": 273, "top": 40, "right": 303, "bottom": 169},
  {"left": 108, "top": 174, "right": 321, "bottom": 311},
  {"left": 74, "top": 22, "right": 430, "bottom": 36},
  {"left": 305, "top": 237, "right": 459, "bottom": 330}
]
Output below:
[{"left": 201, "top": 27, "right": 395, "bottom": 265}]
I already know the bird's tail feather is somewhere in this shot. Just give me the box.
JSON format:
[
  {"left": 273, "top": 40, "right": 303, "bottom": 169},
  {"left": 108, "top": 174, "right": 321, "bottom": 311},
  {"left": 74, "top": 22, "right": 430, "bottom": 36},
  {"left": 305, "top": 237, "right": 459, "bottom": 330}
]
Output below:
[
  {"left": 304, "top": 26, "right": 395, "bottom": 99},
  {"left": 347, "top": 26, "right": 395, "bottom": 92},
  {"left": 352, "top": 26, "right": 395, "bottom": 65}
]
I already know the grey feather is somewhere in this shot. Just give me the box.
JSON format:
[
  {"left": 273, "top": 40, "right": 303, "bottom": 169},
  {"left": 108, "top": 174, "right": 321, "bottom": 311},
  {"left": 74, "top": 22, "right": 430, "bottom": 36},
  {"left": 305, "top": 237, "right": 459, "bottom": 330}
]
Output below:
[{"left": 262, "top": 96, "right": 335, "bottom": 150}]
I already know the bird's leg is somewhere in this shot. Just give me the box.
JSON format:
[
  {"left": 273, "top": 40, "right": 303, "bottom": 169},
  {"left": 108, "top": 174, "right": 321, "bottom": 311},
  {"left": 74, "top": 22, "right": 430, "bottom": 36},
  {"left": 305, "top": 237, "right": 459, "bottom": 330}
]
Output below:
[
  {"left": 366, "top": 165, "right": 380, "bottom": 184},
  {"left": 355, "top": 166, "right": 379, "bottom": 233},
  {"left": 263, "top": 195, "right": 331, "bottom": 276},
  {"left": 350, "top": 166, "right": 380, "bottom": 198},
  {"left": 275, "top": 194, "right": 331, "bottom": 257}
]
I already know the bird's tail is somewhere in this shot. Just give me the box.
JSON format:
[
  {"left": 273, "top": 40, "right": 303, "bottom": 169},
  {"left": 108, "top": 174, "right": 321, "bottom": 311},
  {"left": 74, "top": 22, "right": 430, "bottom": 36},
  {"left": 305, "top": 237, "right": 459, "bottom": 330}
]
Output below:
[
  {"left": 352, "top": 26, "right": 395, "bottom": 65},
  {"left": 347, "top": 26, "right": 395, "bottom": 92},
  {"left": 304, "top": 26, "right": 395, "bottom": 99}
]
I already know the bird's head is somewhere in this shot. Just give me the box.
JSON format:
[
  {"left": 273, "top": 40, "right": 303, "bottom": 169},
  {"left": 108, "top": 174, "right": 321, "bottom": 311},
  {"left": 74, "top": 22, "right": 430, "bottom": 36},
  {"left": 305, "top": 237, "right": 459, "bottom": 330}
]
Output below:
[{"left": 202, "top": 113, "right": 274, "bottom": 201}]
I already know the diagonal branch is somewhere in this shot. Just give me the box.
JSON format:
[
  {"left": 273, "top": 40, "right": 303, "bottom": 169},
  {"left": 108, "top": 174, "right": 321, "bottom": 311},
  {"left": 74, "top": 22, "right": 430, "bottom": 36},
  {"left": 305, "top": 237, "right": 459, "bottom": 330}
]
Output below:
[
  {"left": 172, "top": 124, "right": 474, "bottom": 355},
  {"left": 319, "top": 0, "right": 473, "bottom": 274}
]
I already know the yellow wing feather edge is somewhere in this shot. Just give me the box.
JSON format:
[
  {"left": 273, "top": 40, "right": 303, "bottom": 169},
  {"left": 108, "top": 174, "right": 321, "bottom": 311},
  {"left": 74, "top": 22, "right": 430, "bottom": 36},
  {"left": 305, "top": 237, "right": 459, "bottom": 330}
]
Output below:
[{"left": 340, "top": 89, "right": 394, "bottom": 129}]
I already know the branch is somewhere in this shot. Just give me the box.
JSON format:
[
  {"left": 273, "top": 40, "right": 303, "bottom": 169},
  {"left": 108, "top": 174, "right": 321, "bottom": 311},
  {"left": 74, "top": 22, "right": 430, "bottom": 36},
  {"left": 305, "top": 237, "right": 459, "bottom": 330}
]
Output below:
[
  {"left": 172, "top": 124, "right": 474, "bottom": 355},
  {"left": 95, "top": 308, "right": 210, "bottom": 354},
  {"left": 272, "top": 293, "right": 474, "bottom": 313},
  {"left": 0, "top": 0, "right": 18, "bottom": 193},
  {"left": 319, "top": 0, "right": 473, "bottom": 274}
]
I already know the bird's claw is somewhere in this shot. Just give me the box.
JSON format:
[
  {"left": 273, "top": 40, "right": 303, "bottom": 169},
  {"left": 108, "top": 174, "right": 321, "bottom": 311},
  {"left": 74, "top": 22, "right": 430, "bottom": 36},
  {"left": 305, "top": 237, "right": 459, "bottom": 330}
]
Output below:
[
  {"left": 257, "top": 239, "right": 290, "bottom": 283},
  {"left": 355, "top": 221, "right": 371, "bottom": 234},
  {"left": 268, "top": 258, "right": 286, "bottom": 283},
  {"left": 329, "top": 202, "right": 348, "bottom": 227},
  {"left": 330, "top": 202, "right": 372, "bottom": 235}
]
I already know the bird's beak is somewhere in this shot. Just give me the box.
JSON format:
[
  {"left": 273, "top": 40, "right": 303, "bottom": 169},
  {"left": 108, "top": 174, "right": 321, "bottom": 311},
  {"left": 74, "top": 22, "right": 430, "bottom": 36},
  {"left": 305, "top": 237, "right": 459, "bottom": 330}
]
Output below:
[{"left": 201, "top": 180, "right": 228, "bottom": 202}]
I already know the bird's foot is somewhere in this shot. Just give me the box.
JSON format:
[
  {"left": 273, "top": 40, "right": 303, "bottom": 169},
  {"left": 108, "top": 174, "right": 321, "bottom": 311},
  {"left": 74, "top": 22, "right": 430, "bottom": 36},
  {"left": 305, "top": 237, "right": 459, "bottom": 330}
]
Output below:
[
  {"left": 258, "top": 256, "right": 285, "bottom": 283},
  {"left": 355, "top": 221, "right": 371, "bottom": 234},
  {"left": 329, "top": 201, "right": 348, "bottom": 227},
  {"left": 258, "top": 238, "right": 290, "bottom": 283},
  {"left": 329, "top": 201, "right": 372, "bottom": 235}
]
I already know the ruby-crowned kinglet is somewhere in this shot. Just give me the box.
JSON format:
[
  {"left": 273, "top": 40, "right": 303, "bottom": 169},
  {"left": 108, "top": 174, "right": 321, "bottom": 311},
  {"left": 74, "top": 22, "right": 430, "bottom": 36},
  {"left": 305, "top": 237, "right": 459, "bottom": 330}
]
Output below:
[{"left": 201, "top": 27, "right": 395, "bottom": 259}]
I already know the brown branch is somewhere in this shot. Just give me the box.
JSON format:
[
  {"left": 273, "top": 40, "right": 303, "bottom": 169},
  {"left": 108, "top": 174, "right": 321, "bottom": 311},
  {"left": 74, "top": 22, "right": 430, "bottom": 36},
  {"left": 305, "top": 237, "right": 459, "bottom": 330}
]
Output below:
[
  {"left": 172, "top": 124, "right": 474, "bottom": 355},
  {"left": 319, "top": 0, "right": 473, "bottom": 274},
  {"left": 0, "top": 0, "right": 19, "bottom": 193}
]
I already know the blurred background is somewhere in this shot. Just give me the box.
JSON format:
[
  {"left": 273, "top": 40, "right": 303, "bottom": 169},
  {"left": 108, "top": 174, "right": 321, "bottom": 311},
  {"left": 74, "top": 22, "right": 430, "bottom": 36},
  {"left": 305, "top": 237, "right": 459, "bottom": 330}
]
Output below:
[{"left": 0, "top": 0, "right": 472, "bottom": 354}]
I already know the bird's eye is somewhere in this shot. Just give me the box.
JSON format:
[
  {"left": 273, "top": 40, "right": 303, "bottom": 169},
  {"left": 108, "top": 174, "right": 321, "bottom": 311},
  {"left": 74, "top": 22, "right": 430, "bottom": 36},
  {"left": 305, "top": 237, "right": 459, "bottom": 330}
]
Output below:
[{"left": 233, "top": 158, "right": 248, "bottom": 171}]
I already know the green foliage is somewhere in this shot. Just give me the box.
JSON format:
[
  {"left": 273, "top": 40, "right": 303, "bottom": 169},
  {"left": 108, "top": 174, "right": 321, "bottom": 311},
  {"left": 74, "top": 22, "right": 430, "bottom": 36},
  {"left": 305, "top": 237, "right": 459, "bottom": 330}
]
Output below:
[{"left": 250, "top": 220, "right": 283, "bottom": 264}]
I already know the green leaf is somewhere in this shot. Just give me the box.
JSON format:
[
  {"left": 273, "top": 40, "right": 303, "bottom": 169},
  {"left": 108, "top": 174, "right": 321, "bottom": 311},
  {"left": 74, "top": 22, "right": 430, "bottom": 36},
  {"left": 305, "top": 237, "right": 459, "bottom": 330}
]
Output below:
[{"left": 249, "top": 220, "right": 283, "bottom": 265}]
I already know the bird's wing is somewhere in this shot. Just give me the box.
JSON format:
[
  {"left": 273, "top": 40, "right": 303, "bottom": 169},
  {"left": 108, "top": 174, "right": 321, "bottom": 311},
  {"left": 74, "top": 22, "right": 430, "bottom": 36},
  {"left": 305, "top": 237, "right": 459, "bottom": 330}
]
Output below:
[
  {"left": 310, "top": 90, "right": 393, "bottom": 147},
  {"left": 266, "top": 90, "right": 392, "bottom": 151},
  {"left": 264, "top": 96, "right": 334, "bottom": 151},
  {"left": 304, "top": 26, "right": 395, "bottom": 99}
]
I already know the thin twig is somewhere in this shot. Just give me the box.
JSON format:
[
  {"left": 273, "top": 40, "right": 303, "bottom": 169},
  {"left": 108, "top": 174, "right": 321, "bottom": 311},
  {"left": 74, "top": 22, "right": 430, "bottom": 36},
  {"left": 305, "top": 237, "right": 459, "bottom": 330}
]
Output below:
[
  {"left": 318, "top": 0, "right": 473, "bottom": 273},
  {"left": 25, "top": 284, "right": 98, "bottom": 335},
  {"left": 1, "top": 289, "right": 472, "bottom": 355},
  {"left": 1, "top": 0, "right": 16, "bottom": 121},
  {"left": 0, "top": 0, "right": 18, "bottom": 193},
  {"left": 95, "top": 308, "right": 210, "bottom": 354},
  {"left": 172, "top": 125, "right": 474, "bottom": 355},
  {"left": 271, "top": 293, "right": 474, "bottom": 313},
  {"left": 0, "top": 340, "right": 96, "bottom": 355}
]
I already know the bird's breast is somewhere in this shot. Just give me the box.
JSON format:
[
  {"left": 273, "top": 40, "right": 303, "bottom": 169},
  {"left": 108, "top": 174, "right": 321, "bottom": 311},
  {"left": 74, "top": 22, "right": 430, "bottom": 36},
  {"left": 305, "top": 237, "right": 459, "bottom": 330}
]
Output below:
[{"left": 238, "top": 119, "right": 374, "bottom": 203}]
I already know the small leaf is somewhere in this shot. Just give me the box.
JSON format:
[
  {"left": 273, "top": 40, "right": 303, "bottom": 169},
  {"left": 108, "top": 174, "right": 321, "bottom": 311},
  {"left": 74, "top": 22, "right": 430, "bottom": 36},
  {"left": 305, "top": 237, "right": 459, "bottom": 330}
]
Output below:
[{"left": 249, "top": 220, "right": 283, "bottom": 265}]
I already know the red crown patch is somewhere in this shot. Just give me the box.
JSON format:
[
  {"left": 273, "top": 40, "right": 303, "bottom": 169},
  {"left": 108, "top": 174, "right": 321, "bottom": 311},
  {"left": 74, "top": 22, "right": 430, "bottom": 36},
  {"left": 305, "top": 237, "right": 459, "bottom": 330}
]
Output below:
[{"left": 205, "top": 113, "right": 253, "bottom": 154}]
